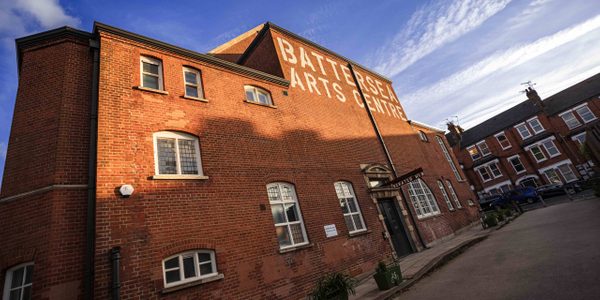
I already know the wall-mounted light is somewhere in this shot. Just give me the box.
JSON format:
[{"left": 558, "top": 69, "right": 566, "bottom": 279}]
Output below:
[{"left": 119, "top": 184, "right": 134, "bottom": 197}]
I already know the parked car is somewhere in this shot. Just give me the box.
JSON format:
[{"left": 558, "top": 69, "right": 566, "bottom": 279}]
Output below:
[
  {"left": 537, "top": 181, "right": 584, "bottom": 198},
  {"left": 479, "top": 187, "right": 538, "bottom": 212},
  {"left": 478, "top": 194, "right": 503, "bottom": 212}
]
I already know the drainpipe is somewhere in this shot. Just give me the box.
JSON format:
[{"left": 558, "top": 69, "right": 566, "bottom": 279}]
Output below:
[
  {"left": 110, "top": 247, "right": 121, "bottom": 300},
  {"left": 84, "top": 37, "right": 100, "bottom": 300},
  {"left": 347, "top": 63, "right": 428, "bottom": 250}
]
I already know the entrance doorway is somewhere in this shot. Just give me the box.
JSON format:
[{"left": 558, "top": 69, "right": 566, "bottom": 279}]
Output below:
[{"left": 378, "top": 198, "right": 413, "bottom": 258}]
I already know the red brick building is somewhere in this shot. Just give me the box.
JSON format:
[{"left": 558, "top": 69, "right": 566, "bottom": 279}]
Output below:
[
  {"left": 0, "top": 22, "right": 479, "bottom": 299},
  {"left": 446, "top": 75, "right": 600, "bottom": 198}
]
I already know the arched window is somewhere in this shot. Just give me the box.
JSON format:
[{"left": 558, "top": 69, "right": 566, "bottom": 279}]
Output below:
[
  {"left": 153, "top": 131, "right": 203, "bottom": 178},
  {"left": 407, "top": 179, "right": 440, "bottom": 218},
  {"left": 182, "top": 67, "right": 204, "bottom": 99},
  {"left": 437, "top": 180, "right": 454, "bottom": 211},
  {"left": 266, "top": 182, "right": 308, "bottom": 249},
  {"left": 244, "top": 85, "right": 273, "bottom": 106},
  {"left": 3, "top": 262, "right": 33, "bottom": 300},
  {"left": 418, "top": 130, "right": 428, "bottom": 142},
  {"left": 436, "top": 136, "right": 462, "bottom": 181},
  {"left": 334, "top": 181, "right": 366, "bottom": 233},
  {"left": 446, "top": 180, "right": 462, "bottom": 208},
  {"left": 162, "top": 250, "right": 217, "bottom": 288}
]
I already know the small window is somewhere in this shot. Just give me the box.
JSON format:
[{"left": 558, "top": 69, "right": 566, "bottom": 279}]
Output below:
[
  {"left": 575, "top": 105, "right": 596, "bottom": 123},
  {"left": 3, "top": 262, "right": 33, "bottom": 300},
  {"left": 418, "top": 130, "right": 428, "bottom": 142},
  {"left": 407, "top": 179, "right": 440, "bottom": 218},
  {"left": 334, "top": 182, "right": 366, "bottom": 234},
  {"left": 515, "top": 124, "right": 532, "bottom": 140},
  {"left": 467, "top": 146, "right": 481, "bottom": 161},
  {"left": 489, "top": 163, "right": 502, "bottom": 178},
  {"left": 495, "top": 132, "right": 511, "bottom": 150},
  {"left": 543, "top": 169, "right": 562, "bottom": 184},
  {"left": 153, "top": 131, "right": 203, "bottom": 177},
  {"left": 445, "top": 180, "right": 462, "bottom": 208},
  {"left": 560, "top": 111, "right": 581, "bottom": 129},
  {"left": 437, "top": 180, "right": 454, "bottom": 211},
  {"left": 140, "top": 56, "right": 163, "bottom": 90},
  {"left": 267, "top": 183, "right": 308, "bottom": 249},
  {"left": 542, "top": 140, "right": 560, "bottom": 157},
  {"left": 509, "top": 156, "right": 526, "bottom": 174},
  {"left": 527, "top": 117, "right": 544, "bottom": 134},
  {"left": 530, "top": 145, "right": 546, "bottom": 162},
  {"left": 245, "top": 86, "right": 273, "bottom": 106},
  {"left": 478, "top": 167, "right": 492, "bottom": 182},
  {"left": 162, "top": 250, "right": 217, "bottom": 288},
  {"left": 183, "top": 67, "right": 204, "bottom": 99},
  {"left": 476, "top": 141, "right": 491, "bottom": 156},
  {"left": 572, "top": 132, "right": 586, "bottom": 145}
]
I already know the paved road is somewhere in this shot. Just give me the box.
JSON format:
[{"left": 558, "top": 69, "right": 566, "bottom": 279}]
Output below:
[{"left": 394, "top": 197, "right": 600, "bottom": 300}]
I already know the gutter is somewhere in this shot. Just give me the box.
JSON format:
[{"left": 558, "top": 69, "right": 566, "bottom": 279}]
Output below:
[
  {"left": 84, "top": 36, "right": 100, "bottom": 300},
  {"left": 348, "top": 63, "right": 428, "bottom": 251}
]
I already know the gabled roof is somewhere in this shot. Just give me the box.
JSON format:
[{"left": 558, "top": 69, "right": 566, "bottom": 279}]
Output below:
[{"left": 448, "top": 73, "right": 600, "bottom": 149}]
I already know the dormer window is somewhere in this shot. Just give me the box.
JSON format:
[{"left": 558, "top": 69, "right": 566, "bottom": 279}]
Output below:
[{"left": 245, "top": 86, "right": 273, "bottom": 106}]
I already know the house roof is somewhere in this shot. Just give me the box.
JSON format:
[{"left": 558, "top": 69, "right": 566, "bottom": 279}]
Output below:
[{"left": 448, "top": 73, "right": 600, "bottom": 149}]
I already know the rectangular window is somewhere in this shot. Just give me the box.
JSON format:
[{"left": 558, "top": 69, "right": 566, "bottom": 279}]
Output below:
[
  {"left": 445, "top": 180, "right": 462, "bottom": 208},
  {"left": 183, "top": 67, "right": 203, "bottom": 99},
  {"left": 334, "top": 182, "right": 366, "bottom": 234},
  {"left": 542, "top": 140, "right": 560, "bottom": 157},
  {"left": 509, "top": 156, "right": 526, "bottom": 174},
  {"left": 572, "top": 132, "right": 586, "bottom": 145},
  {"left": 495, "top": 132, "right": 511, "bottom": 150},
  {"left": 557, "top": 164, "right": 578, "bottom": 182},
  {"left": 478, "top": 167, "right": 492, "bottom": 182},
  {"left": 140, "top": 56, "right": 163, "bottom": 90},
  {"left": 489, "top": 163, "right": 502, "bottom": 178},
  {"left": 530, "top": 145, "right": 546, "bottom": 162},
  {"left": 575, "top": 105, "right": 596, "bottom": 123},
  {"left": 544, "top": 169, "right": 562, "bottom": 184},
  {"left": 153, "top": 131, "right": 203, "bottom": 177},
  {"left": 437, "top": 181, "right": 454, "bottom": 211},
  {"left": 560, "top": 111, "right": 581, "bottom": 129},
  {"left": 527, "top": 117, "right": 545, "bottom": 134},
  {"left": 476, "top": 141, "right": 491, "bottom": 156},
  {"left": 467, "top": 146, "right": 481, "bottom": 161},
  {"left": 515, "top": 124, "right": 532, "bottom": 140}
]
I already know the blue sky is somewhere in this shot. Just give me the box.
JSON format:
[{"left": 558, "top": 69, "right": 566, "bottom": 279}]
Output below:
[{"left": 1, "top": 0, "right": 600, "bottom": 185}]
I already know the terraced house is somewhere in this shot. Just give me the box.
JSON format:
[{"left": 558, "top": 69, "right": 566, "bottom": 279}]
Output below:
[
  {"left": 446, "top": 74, "right": 600, "bottom": 198},
  {"left": 0, "top": 22, "right": 480, "bottom": 299}
]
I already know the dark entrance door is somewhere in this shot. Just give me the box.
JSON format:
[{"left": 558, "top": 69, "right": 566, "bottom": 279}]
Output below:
[{"left": 378, "top": 198, "right": 413, "bottom": 258}]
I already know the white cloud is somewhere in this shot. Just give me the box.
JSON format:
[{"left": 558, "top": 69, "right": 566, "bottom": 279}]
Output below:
[
  {"left": 0, "top": 0, "right": 80, "bottom": 39},
  {"left": 371, "top": 0, "right": 512, "bottom": 77},
  {"left": 401, "top": 14, "right": 600, "bottom": 111}
]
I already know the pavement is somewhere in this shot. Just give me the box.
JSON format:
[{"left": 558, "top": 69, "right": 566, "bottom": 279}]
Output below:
[{"left": 392, "top": 191, "right": 600, "bottom": 300}]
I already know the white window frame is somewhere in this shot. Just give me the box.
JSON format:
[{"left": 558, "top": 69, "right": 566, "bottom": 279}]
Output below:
[
  {"left": 435, "top": 136, "right": 462, "bottom": 181},
  {"left": 557, "top": 163, "right": 578, "bottom": 182},
  {"left": 266, "top": 182, "right": 309, "bottom": 249},
  {"left": 573, "top": 103, "right": 596, "bottom": 123},
  {"left": 467, "top": 145, "right": 481, "bottom": 161},
  {"left": 489, "top": 163, "right": 502, "bottom": 178},
  {"left": 153, "top": 131, "right": 204, "bottom": 178},
  {"left": 140, "top": 56, "right": 164, "bottom": 90},
  {"left": 559, "top": 110, "right": 581, "bottom": 129},
  {"left": 244, "top": 85, "right": 273, "bottom": 106},
  {"left": 571, "top": 132, "right": 586, "bottom": 145},
  {"left": 514, "top": 123, "right": 532, "bottom": 140},
  {"left": 474, "top": 160, "right": 502, "bottom": 182},
  {"left": 3, "top": 262, "right": 33, "bottom": 300},
  {"left": 334, "top": 181, "right": 366, "bottom": 234},
  {"left": 508, "top": 155, "right": 526, "bottom": 174},
  {"left": 445, "top": 180, "right": 462, "bottom": 208},
  {"left": 476, "top": 141, "right": 491, "bottom": 157},
  {"left": 477, "top": 167, "right": 492, "bottom": 182},
  {"left": 494, "top": 132, "right": 511, "bottom": 150},
  {"left": 162, "top": 250, "right": 218, "bottom": 288},
  {"left": 418, "top": 130, "right": 428, "bottom": 142},
  {"left": 407, "top": 179, "right": 441, "bottom": 219},
  {"left": 437, "top": 180, "right": 454, "bottom": 211},
  {"left": 539, "top": 159, "right": 578, "bottom": 184},
  {"left": 529, "top": 145, "right": 547, "bottom": 162},
  {"left": 527, "top": 117, "right": 545, "bottom": 134},
  {"left": 182, "top": 66, "right": 204, "bottom": 99},
  {"left": 542, "top": 140, "right": 561, "bottom": 158}
]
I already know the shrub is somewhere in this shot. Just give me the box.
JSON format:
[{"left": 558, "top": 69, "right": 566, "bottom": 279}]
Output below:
[
  {"left": 311, "top": 272, "right": 356, "bottom": 300},
  {"left": 483, "top": 213, "right": 498, "bottom": 227}
]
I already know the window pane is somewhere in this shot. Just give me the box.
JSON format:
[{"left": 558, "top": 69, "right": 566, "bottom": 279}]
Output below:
[
  {"left": 281, "top": 185, "right": 293, "bottom": 201},
  {"left": 143, "top": 62, "right": 159, "bottom": 74},
  {"left": 185, "top": 85, "right": 199, "bottom": 98},
  {"left": 165, "top": 270, "right": 180, "bottom": 283},
  {"left": 11, "top": 267, "right": 24, "bottom": 288},
  {"left": 9, "top": 289, "right": 21, "bottom": 300},
  {"left": 164, "top": 257, "right": 179, "bottom": 269},
  {"left": 24, "top": 265, "right": 33, "bottom": 284},
  {"left": 289, "top": 223, "right": 305, "bottom": 244},
  {"left": 344, "top": 215, "right": 355, "bottom": 232},
  {"left": 576, "top": 106, "right": 595, "bottom": 122},
  {"left": 183, "top": 256, "right": 196, "bottom": 278},
  {"left": 142, "top": 74, "right": 159, "bottom": 89},
  {"left": 271, "top": 204, "right": 285, "bottom": 224},
  {"left": 177, "top": 139, "right": 199, "bottom": 175},
  {"left": 22, "top": 286, "right": 31, "bottom": 300},
  {"left": 340, "top": 198, "right": 349, "bottom": 214},
  {"left": 198, "top": 253, "right": 211, "bottom": 263},
  {"left": 184, "top": 71, "right": 197, "bottom": 84},
  {"left": 352, "top": 214, "right": 364, "bottom": 230},
  {"left": 157, "top": 138, "right": 177, "bottom": 174},
  {"left": 267, "top": 186, "right": 281, "bottom": 202},
  {"left": 199, "top": 263, "right": 213, "bottom": 275},
  {"left": 558, "top": 164, "right": 577, "bottom": 182},
  {"left": 245, "top": 90, "right": 255, "bottom": 101},
  {"left": 285, "top": 204, "right": 299, "bottom": 222},
  {"left": 258, "top": 93, "right": 268, "bottom": 104},
  {"left": 275, "top": 226, "right": 292, "bottom": 247},
  {"left": 347, "top": 198, "right": 358, "bottom": 212}
]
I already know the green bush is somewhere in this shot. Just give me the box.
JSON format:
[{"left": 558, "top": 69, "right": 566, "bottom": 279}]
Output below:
[
  {"left": 483, "top": 213, "right": 498, "bottom": 227},
  {"left": 311, "top": 272, "right": 356, "bottom": 300},
  {"left": 502, "top": 208, "right": 513, "bottom": 218}
]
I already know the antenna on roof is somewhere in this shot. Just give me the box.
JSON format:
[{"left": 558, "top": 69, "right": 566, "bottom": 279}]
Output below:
[{"left": 519, "top": 81, "right": 536, "bottom": 93}]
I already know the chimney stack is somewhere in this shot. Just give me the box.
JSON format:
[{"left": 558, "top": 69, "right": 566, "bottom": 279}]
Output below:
[
  {"left": 526, "top": 87, "right": 544, "bottom": 111},
  {"left": 446, "top": 121, "right": 464, "bottom": 145}
]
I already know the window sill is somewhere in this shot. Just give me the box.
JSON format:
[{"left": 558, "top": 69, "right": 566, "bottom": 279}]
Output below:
[
  {"left": 152, "top": 175, "right": 209, "bottom": 180},
  {"left": 278, "top": 243, "right": 313, "bottom": 254},
  {"left": 161, "top": 273, "right": 224, "bottom": 294},
  {"left": 244, "top": 100, "right": 277, "bottom": 109},
  {"left": 348, "top": 230, "right": 371, "bottom": 238},
  {"left": 416, "top": 212, "right": 442, "bottom": 221},
  {"left": 182, "top": 95, "right": 209, "bottom": 102},
  {"left": 135, "top": 86, "right": 169, "bottom": 95}
]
